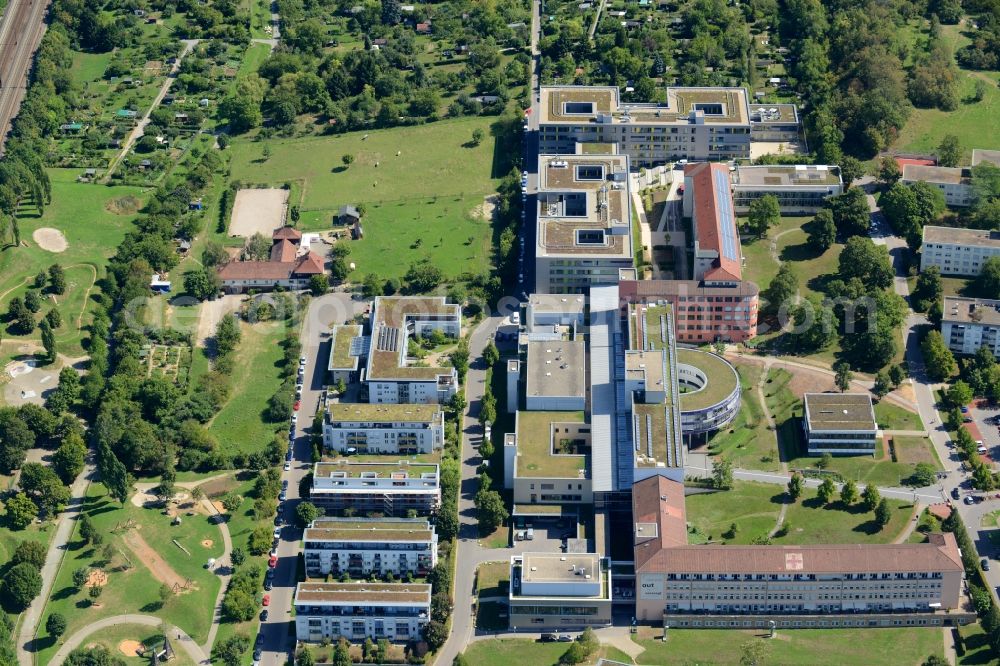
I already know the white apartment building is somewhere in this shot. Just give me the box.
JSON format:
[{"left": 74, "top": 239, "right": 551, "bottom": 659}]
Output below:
[
  {"left": 537, "top": 86, "right": 752, "bottom": 165},
  {"left": 730, "top": 164, "right": 843, "bottom": 214},
  {"left": 303, "top": 518, "right": 438, "bottom": 577},
  {"left": 323, "top": 403, "right": 444, "bottom": 455},
  {"left": 902, "top": 165, "right": 973, "bottom": 207},
  {"left": 941, "top": 296, "right": 1000, "bottom": 356},
  {"left": 508, "top": 553, "right": 613, "bottom": 628},
  {"left": 802, "top": 393, "right": 878, "bottom": 455},
  {"left": 921, "top": 226, "right": 1000, "bottom": 277},
  {"left": 365, "top": 297, "right": 461, "bottom": 404},
  {"left": 309, "top": 461, "right": 440, "bottom": 517},
  {"left": 534, "top": 153, "right": 634, "bottom": 294},
  {"left": 294, "top": 582, "right": 430, "bottom": 643}
]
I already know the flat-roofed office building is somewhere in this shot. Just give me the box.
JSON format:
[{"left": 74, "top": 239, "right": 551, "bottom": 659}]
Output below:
[
  {"left": 802, "top": 393, "right": 878, "bottom": 455},
  {"left": 537, "top": 86, "right": 752, "bottom": 165},
  {"left": 508, "top": 552, "right": 613, "bottom": 628},
  {"left": 294, "top": 582, "right": 431, "bottom": 642},
  {"left": 303, "top": 518, "right": 438, "bottom": 577},
  {"left": 731, "top": 165, "right": 843, "bottom": 214},
  {"left": 921, "top": 226, "right": 1000, "bottom": 277},
  {"left": 525, "top": 340, "right": 586, "bottom": 411}
]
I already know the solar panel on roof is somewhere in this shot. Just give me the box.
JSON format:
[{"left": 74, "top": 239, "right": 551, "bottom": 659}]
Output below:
[{"left": 713, "top": 168, "right": 739, "bottom": 262}]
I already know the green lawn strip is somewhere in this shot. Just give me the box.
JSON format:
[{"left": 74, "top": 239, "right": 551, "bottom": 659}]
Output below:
[
  {"left": 705, "top": 363, "right": 782, "bottom": 472},
  {"left": 0, "top": 169, "right": 146, "bottom": 355},
  {"left": 207, "top": 321, "right": 288, "bottom": 454},
  {"left": 778, "top": 487, "right": 913, "bottom": 545},
  {"left": 957, "top": 621, "right": 995, "bottom": 665},
  {"left": 476, "top": 561, "right": 510, "bottom": 597},
  {"left": 632, "top": 627, "right": 945, "bottom": 665},
  {"left": 35, "top": 483, "right": 224, "bottom": 664},
  {"left": 238, "top": 42, "right": 272, "bottom": 77},
  {"left": 461, "top": 639, "right": 572, "bottom": 666},
  {"left": 59, "top": 623, "right": 198, "bottom": 666},
  {"left": 874, "top": 402, "right": 925, "bottom": 431}
]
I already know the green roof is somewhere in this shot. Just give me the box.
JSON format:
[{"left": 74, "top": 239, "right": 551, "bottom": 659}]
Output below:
[
  {"left": 328, "top": 402, "right": 441, "bottom": 423},
  {"left": 515, "top": 410, "right": 588, "bottom": 479},
  {"left": 677, "top": 349, "right": 740, "bottom": 412},
  {"left": 330, "top": 324, "right": 361, "bottom": 370},
  {"left": 642, "top": 305, "right": 672, "bottom": 351}
]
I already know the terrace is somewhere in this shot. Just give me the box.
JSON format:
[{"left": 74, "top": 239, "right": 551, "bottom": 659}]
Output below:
[
  {"left": 515, "top": 410, "right": 589, "bottom": 479},
  {"left": 367, "top": 297, "right": 460, "bottom": 381}
]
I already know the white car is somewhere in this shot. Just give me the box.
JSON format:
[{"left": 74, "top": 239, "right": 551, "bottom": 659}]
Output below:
[
  {"left": 283, "top": 461, "right": 291, "bottom": 471},
  {"left": 510, "top": 312, "right": 520, "bottom": 325},
  {"left": 273, "top": 527, "right": 281, "bottom": 539}
]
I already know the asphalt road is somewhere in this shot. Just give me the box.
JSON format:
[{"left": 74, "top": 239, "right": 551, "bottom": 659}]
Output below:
[
  {"left": 0, "top": 0, "right": 50, "bottom": 154},
  {"left": 257, "top": 291, "right": 368, "bottom": 665}
]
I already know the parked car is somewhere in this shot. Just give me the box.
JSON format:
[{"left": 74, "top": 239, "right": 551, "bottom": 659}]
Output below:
[
  {"left": 284, "top": 461, "right": 291, "bottom": 471},
  {"left": 983, "top": 558, "right": 991, "bottom": 571},
  {"left": 262, "top": 594, "right": 271, "bottom": 606},
  {"left": 263, "top": 580, "right": 272, "bottom": 591},
  {"left": 540, "top": 634, "right": 557, "bottom": 642},
  {"left": 557, "top": 634, "right": 572, "bottom": 642},
  {"left": 526, "top": 528, "right": 534, "bottom": 541},
  {"left": 278, "top": 490, "right": 286, "bottom": 501},
  {"left": 965, "top": 496, "right": 975, "bottom": 505},
  {"left": 273, "top": 527, "right": 282, "bottom": 539},
  {"left": 952, "top": 488, "right": 961, "bottom": 500},
  {"left": 260, "top": 609, "right": 269, "bottom": 621},
  {"left": 293, "top": 400, "right": 301, "bottom": 411},
  {"left": 268, "top": 555, "right": 278, "bottom": 568},
  {"left": 961, "top": 406, "right": 970, "bottom": 414}
]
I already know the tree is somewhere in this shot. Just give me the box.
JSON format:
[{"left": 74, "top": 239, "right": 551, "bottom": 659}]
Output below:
[
  {"left": 474, "top": 489, "right": 508, "bottom": 533},
  {"left": 52, "top": 433, "right": 86, "bottom": 484},
  {"left": 559, "top": 643, "right": 587, "bottom": 665},
  {"left": 451, "top": 338, "right": 470, "bottom": 383},
  {"left": 747, "top": 195, "right": 780, "bottom": 239},
  {"left": 839, "top": 156, "right": 865, "bottom": 188},
  {"left": 332, "top": 640, "right": 352, "bottom": 666},
  {"left": 739, "top": 638, "right": 770, "bottom": 666},
  {"left": 889, "top": 364, "right": 907, "bottom": 387},
  {"left": 97, "top": 442, "right": 132, "bottom": 505},
  {"left": 834, "top": 362, "right": 853, "bottom": 392},
  {"left": 840, "top": 479, "right": 859, "bottom": 505},
  {"left": 297, "top": 647, "right": 316, "bottom": 666},
  {"left": 862, "top": 483, "right": 881, "bottom": 512},
  {"left": 202, "top": 240, "right": 228, "bottom": 267},
  {"left": 424, "top": 619, "right": 448, "bottom": 650},
  {"left": 40, "top": 319, "right": 56, "bottom": 363},
  {"left": 72, "top": 567, "right": 89, "bottom": 590},
  {"left": 761, "top": 264, "right": 797, "bottom": 316},
  {"left": 248, "top": 525, "right": 273, "bottom": 555},
  {"left": 48, "top": 264, "right": 66, "bottom": 295},
  {"left": 877, "top": 156, "right": 902, "bottom": 186},
  {"left": 872, "top": 370, "right": 892, "bottom": 399},
  {"left": 46, "top": 612, "right": 66, "bottom": 638},
  {"left": 830, "top": 188, "right": 872, "bottom": 237},
  {"left": 838, "top": 237, "right": 893, "bottom": 290},
  {"left": 12, "top": 540, "right": 46, "bottom": 569},
  {"left": 5, "top": 493, "right": 37, "bottom": 529},
  {"left": 2, "top": 562, "right": 42, "bottom": 611},
  {"left": 296, "top": 501, "right": 319, "bottom": 527},
  {"left": 817, "top": 452, "right": 833, "bottom": 470},
  {"left": 79, "top": 514, "right": 97, "bottom": 544},
  {"left": 214, "top": 314, "right": 242, "bottom": 358},
  {"left": 787, "top": 473, "right": 804, "bottom": 501},
  {"left": 712, "top": 456, "right": 734, "bottom": 490},
  {"left": 8, "top": 297, "right": 34, "bottom": 334},
  {"left": 879, "top": 183, "right": 920, "bottom": 235},
  {"left": 791, "top": 298, "right": 836, "bottom": 351},
  {"left": 45, "top": 308, "right": 62, "bottom": 329},
  {"left": 922, "top": 657, "right": 948, "bottom": 666},
  {"left": 183, "top": 267, "right": 222, "bottom": 300},
  {"left": 875, "top": 498, "right": 891, "bottom": 528},
  {"left": 159, "top": 583, "right": 173, "bottom": 604},
  {"left": 470, "top": 128, "right": 485, "bottom": 146},
  {"left": 909, "top": 462, "right": 937, "bottom": 487},
  {"left": 308, "top": 274, "right": 329, "bottom": 296},
  {"left": 937, "top": 135, "right": 962, "bottom": 167},
  {"left": 947, "top": 380, "right": 974, "bottom": 408},
  {"left": 215, "top": 634, "right": 251, "bottom": 666},
  {"left": 362, "top": 273, "right": 383, "bottom": 298},
  {"left": 24, "top": 290, "right": 41, "bottom": 313},
  {"left": 483, "top": 340, "right": 499, "bottom": 367},
  {"left": 222, "top": 589, "right": 257, "bottom": 621},
  {"left": 974, "top": 257, "right": 1000, "bottom": 299},
  {"left": 807, "top": 209, "right": 836, "bottom": 253},
  {"left": 405, "top": 261, "right": 444, "bottom": 293},
  {"left": 230, "top": 547, "right": 246, "bottom": 568},
  {"left": 912, "top": 266, "right": 943, "bottom": 313},
  {"left": 921, "top": 331, "right": 957, "bottom": 381},
  {"left": 817, "top": 477, "right": 836, "bottom": 505},
  {"left": 341, "top": 154, "right": 354, "bottom": 167},
  {"left": 222, "top": 494, "right": 243, "bottom": 513}
]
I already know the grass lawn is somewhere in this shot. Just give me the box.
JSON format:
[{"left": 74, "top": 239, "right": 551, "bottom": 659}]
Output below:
[
  {"left": 779, "top": 487, "right": 913, "bottom": 545},
  {"left": 207, "top": 320, "right": 289, "bottom": 454},
  {"left": 461, "top": 639, "right": 602, "bottom": 666},
  {"left": 238, "top": 42, "right": 271, "bottom": 77},
  {"left": 632, "top": 627, "right": 944, "bottom": 665},
  {"left": 476, "top": 561, "right": 510, "bottom": 597},
  {"left": 35, "top": 483, "right": 225, "bottom": 665},
  {"left": 958, "top": 622, "right": 995, "bottom": 665},
  {"left": 875, "top": 402, "right": 925, "bottom": 431},
  {"left": 685, "top": 483, "right": 782, "bottom": 544},
  {"left": 0, "top": 521, "right": 54, "bottom": 567},
  {"left": 1, "top": 169, "right": 146, "bottom": 355},
  {"left": 227, "top": 117, "right": 502, "bottom": 279},
  {"left": 53, "top": 623, "right": 198, "bottom": 666},
  {"left": 896, "top": 68, "right": 1000, "bottom": 156},
  {"left": 704, "top": 363, "right": 782, "bottom": 473}
]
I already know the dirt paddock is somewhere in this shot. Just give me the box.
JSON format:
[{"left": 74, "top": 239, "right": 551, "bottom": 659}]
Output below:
[{"left": 229, "top": 188, "right": 288, "bottom": 237}]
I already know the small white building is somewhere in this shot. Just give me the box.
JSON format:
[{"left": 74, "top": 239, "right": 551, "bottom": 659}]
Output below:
[
  {"left": 323, "top": 403, "right": 444, "bottom": 454},
  {"left": 921, "top": 226, "right": 1000, "bottom": 277},
  {"left": 802, "top": 393, "right": 878, "bottom": 456},
  {"left": 941, "top": 296, "right": 1000, "bottom": 356},
  {"left": 294, "top": 582, "right": 430, "bottom": 643},
  {"left": 303, "top": 518, "right": 438, "bottom": 577},
  {"left": 901, "top": 164, "right": 973, "bottom": 207},
  {"left": 731, "top": 164, "right": 843, "bottom": 214},
  {"left": 508, "top": 553, "right": 612, "bottom": 628}
]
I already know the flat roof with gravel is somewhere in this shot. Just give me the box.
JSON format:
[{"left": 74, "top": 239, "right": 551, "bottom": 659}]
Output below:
[
  {"left": 527, "top": 340, "right": 586, "bottom": 400},
  {"left": 803, "top": 393, "right": 876, "bottom": 432}
]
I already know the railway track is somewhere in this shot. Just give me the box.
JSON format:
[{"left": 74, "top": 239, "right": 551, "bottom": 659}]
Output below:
[{"left": 0, "top": 0, "right": 51, "bottom": 155}]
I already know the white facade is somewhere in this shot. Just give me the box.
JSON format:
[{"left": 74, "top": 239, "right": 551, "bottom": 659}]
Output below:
[
  {"left": 310, "top": 462, "right": 441, "bottom": 516},
  {"left": 323, "top": 405, "right": 444, "bottom": 455},
  {"left": 303, "top": 519, "right": 438, "bottom": 577},
  {"left": 294, "top": 582, "right": 430, "bottom": 643},
  {"left": 802, "top": 394, "right": 878, "bottom": 455},
  {"left": 367, "top": 377, "right": 456, "bottom": 404},
  {"left": 941, "top": 296, "right": 1000, "bottom": 356},
  {"left": 921, "top": 226, "right": 1000, "bottom": 277},
  {"left": 902, "top": 165, "right": 972, "bottom": 207}
]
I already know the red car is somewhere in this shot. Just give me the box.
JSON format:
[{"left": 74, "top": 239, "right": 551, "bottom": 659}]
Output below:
[
  {"left": 293, "top": 400, "right": 301, "bottom": 411},
  {"left": 268, "top": 555, "right": 278, "bottom": 568},
  {"left": 262, "top": 594, "right": 271, "bottom": 606}
]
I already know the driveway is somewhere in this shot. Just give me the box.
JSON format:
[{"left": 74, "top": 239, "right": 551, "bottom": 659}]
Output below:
[{"left": 257, "top": 290, "right": 367, "bottom": 665}]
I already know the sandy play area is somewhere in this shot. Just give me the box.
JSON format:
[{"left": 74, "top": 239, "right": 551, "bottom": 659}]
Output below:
[
  {"left": 118, "top": 640, "right": 144, "bottom": 657},
  {"left": 33, "top": 227, "right": 68, "bottom": 252},
  {"left": 229, "top": 188, "right": 288, "bottom": 237},
  {"left": 86, "top": 569, "right": 108, "bottom": 588}
]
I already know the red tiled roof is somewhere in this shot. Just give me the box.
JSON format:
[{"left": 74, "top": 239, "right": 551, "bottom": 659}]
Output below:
[
  {"left": 685, "top": 162, "right": 742, "bottom": 281},
  {"left": 217, "top": 261, "right": 294, "bottom": 281},
  {"left": 896, "top": 157, "right": 936, "bottom": 169},
  {"left": 273, "top": 226, "right": 303, "bottom": 242},
  {"left": 270, "top": 239, "right": 298, "bottom": 263},
  {"left": 293, "top": 251, "right": 325, "bottom": 276},
  {"left": 632, "top": 476, "right": 689, "bottom": 570}
]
